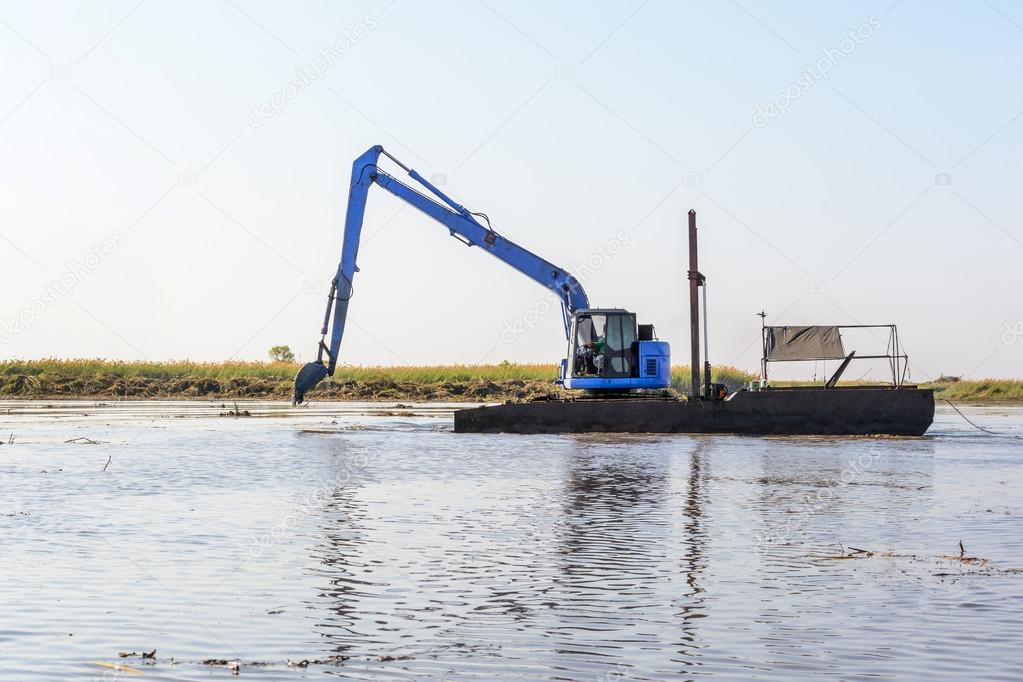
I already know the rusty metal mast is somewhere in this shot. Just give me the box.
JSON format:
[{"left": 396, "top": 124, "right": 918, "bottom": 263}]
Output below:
[{"left": 687, "top": 210, "right": 705, "bottom": 399}]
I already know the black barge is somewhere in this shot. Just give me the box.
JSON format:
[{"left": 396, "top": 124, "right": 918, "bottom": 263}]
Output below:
[{"left": 455, "top": 386, "right": 934, "bottom": 436}]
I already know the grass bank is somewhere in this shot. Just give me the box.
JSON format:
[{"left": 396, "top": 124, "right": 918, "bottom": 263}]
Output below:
[
  {"left": 920, "top": 377, "right": 1023, "bottom": 402},
  {"left": 0, "top": 359, "right": 754, "bottom": 402},
  {"left": 1, "top": 360, "right": 1017, "bottom": 403}
]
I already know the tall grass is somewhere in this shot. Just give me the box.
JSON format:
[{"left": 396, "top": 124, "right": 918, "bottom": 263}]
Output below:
[
  {"left": 3, "top": 360, "right": 1019, "bottom": 401},
  {"left": 923, "top": 377, "right": 1023, "bottom": 402},
  {"left": 1, "top": 359, "right": 753, "bottom": 386},
  {"left": 670, "top": 366, "right": 757, "bottom": 393},
  {"left": 0, "top": 359, "right": 560, "bottom": 383},
  {"left": 0, "top": 359, "right": 299, "bottom": 381}
]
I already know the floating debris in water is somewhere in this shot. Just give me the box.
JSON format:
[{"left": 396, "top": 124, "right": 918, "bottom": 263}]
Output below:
[
  {"left": 64, "top": 437, "right": 105, "bottom": 444},
  {"left": 117, "top": 650, "right": 156, "bottom": 659},
  {"left": 200, "top": 655, "right": 352, "bottom": 671},
  {"left": 88, "top": 661, "right": 142, "bottom": 675},
  {"left": 305, "top": 655, "right": 349, "bottom": 664},
  {"left": 202, "top": 659, "right": 241, "bottom": 674},
  {"left": 813, "top": 543, "right": 1023, "bottom": 577},
  {"left": 219, "top": 402, "right": 251, "bottom": 417}
]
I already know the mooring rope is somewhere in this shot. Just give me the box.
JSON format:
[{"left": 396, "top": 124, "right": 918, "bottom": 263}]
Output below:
[{"left": 942, "top": 398, "right": 1023, "bottom": 439}]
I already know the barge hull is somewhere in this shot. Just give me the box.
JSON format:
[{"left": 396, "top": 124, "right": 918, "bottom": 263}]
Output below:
[{"left": 454, "top": 387, "right": 934, "bottom": 436}]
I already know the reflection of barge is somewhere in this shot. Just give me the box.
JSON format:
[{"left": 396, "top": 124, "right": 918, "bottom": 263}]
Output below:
[{"left": 456, "top": 211, "right": 935, "bottom": 436}]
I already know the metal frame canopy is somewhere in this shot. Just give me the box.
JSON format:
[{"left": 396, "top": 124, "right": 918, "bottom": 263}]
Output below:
[{"left": 759, "top": 322, "right": 909, "bottom": 388}]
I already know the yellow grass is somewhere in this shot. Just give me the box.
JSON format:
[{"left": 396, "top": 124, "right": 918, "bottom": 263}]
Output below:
[
  {"left": 0, "top": 359, "right": 754, "bottom": 385},
  {"left": 2, "top": 360, "right": 1018, "bottom": 401}
]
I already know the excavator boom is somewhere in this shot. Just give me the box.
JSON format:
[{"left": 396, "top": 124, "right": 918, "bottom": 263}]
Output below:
[{"left": 294, "top": 145, "right": 590, "bottom": 403}]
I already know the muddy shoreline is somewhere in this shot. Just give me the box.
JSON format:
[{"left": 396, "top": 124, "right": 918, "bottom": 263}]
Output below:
[
  {"left": 0, "top": 376, "right": 566, "bottom": 402},
  {"left": 3, "top": 377, "right": 1021, "bottom": 405}
]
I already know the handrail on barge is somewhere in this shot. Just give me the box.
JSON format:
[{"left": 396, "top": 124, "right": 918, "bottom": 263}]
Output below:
[{"left": 759, "top": 322, "right": 909, "bottom": 388}]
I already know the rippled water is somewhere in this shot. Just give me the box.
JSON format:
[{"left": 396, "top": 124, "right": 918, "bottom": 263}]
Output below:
[{"left": 1, "top": 401, "right": 1022, "bottom": 680}]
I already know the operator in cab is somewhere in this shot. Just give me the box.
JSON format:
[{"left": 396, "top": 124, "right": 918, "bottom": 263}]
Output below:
[{"left": 585, "top": 336, "right": 606, "bottom": 375}]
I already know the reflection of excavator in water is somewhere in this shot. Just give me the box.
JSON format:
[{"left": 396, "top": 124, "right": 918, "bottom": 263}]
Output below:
[{"left": 293, "top": 145, "right": 671, "bottom": 404}]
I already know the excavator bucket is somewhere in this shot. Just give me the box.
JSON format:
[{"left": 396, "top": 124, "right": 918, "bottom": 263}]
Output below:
[{"left": 293, "top": 362, "right": 329, "bottom": 405}]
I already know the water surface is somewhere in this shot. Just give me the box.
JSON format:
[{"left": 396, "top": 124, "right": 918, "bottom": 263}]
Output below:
[{"left": 1, "top": 401, "right": 1021, "bottom": 680}]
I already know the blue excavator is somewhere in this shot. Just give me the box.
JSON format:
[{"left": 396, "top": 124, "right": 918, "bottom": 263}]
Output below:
[{"left": 293, "top": 145, "right": 671, "bottom": 404}]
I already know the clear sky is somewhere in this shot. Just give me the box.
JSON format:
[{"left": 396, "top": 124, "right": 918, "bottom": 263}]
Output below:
[{"left": 2, "top": 0, "right": 1021, "bottom": 381}]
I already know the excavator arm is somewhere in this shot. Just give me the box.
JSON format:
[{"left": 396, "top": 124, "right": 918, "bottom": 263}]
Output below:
[{"left": 293, "top": 145, "right": 590, "bottom": 403}]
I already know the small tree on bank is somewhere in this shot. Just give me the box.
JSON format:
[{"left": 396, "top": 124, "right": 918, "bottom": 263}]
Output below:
[{"left": 269, "top": 345, "right": 295, "bottom": 362}]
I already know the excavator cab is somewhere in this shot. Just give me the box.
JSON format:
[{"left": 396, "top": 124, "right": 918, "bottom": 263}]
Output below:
[
  {"left": 571, "top": 311, "right": 635, "bottom": 378},
  {"left": 561, "top": 309, "right": 671, "bottom": 390}
]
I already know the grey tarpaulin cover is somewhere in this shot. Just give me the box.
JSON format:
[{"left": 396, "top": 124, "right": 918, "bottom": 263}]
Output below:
[{"left": 765, "top": 326, "right": 846, "bottom": 360}]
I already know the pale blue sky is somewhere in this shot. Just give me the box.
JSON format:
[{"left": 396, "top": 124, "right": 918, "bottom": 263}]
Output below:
[{"left": 1, "top": 0, "right": 1021, "bottom": 380}]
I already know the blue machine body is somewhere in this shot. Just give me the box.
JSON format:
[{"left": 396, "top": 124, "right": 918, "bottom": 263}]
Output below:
[
  {"left": 562, "top": 341, "right": 671, "bottom": 390},
  {"left": 293, "top": 145, "right": 671, "bottom": 403}
]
